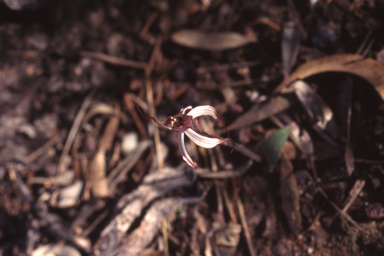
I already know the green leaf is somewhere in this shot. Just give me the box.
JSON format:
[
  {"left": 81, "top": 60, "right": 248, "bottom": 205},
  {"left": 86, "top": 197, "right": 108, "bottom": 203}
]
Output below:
[{"left": 255, "top": 125, "right": 291, "bottom": 170}]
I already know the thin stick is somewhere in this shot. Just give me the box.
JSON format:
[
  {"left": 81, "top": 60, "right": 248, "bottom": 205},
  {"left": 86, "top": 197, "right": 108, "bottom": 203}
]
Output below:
[
  {"left": 80, "top": 51, "right": 147, "bottom": 69},
  {"left": 222, "top": 141, "right": 262, "bottom": 162},
  {"left": 146, "top": 37, "right": 164, "bottom": 170},
  {"left": 58, "top": 89, "right": 96, "bottom": 173},
  {"left": 124, "top": 93, "right": 148, "bottom": 138},
  {"left": 162, "top": 217, "right": 169, "bottom": 256},
  {"left": 138, "top": 11, "right": 159, "bottom": 39},
  {"left": 237, "top": 196, "right": 257, "bottom": 256},
  {"left": 22, "top": 133, "right": 61, "bottom": 164}
]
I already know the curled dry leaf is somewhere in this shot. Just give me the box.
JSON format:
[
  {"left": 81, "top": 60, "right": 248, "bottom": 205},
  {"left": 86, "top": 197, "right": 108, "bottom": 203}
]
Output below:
[
  {"left": 171, "top": 29, "right": 256, "bottom": 51},
  {"left": 276, "top": 54, "right": 384, "bottom": 100}
]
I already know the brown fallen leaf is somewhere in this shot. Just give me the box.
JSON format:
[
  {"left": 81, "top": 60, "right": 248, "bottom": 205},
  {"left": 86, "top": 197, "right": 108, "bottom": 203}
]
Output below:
[
  {"left": 171, "top": 29, "right": 256, "bottom": 51},
  {"left": 280, "top": 155, "right": 302, "bottom": 236},
  {"left": 226, "top": 96, "right": 292, "bottom": 131},
  {"left": 276, "top": 54, "right": 384, "bottom": 100}
]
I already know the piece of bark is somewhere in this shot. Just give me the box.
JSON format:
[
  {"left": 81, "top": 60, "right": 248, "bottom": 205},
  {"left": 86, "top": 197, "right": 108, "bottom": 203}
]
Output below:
[{"left": 280, "top": 156, "right": 302, "bottom": 236}]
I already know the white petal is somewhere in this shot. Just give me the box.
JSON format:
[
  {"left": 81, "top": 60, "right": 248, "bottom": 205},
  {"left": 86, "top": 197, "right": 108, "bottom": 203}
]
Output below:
[
  {"left": 185, "top": 105, "right": 218, "bottom": 119},
  {"left": 180, "top": 106, "right": 193, "bottom": 115},
  {"left": 178, "top": 131, "right": 198, "bottom": 169},
  {"left": 185, "top": 128, "right": 224, "bottom": 148}
]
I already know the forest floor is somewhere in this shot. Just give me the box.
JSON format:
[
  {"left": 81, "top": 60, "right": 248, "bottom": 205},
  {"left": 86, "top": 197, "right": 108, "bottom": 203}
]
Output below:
[{"left": 1, "top": 0, "right": 384, "bottom": 255}]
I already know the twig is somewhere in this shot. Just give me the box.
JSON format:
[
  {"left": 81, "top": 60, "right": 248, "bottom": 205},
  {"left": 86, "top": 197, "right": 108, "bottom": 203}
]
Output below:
[
  {"left": 139, "top": 11, "right": 159, "bottom": 39},
  {"left": 317, "top": 187, "right": 362, "bottom": 231},
  {"left": 222, "top": 141, "right": 262, "bottom": 162},
  {"left": 196, "top": 60, "right": 264, "bottom": 74},
  {"left": 304, "top": 170, "right": 362, "bottom": 231},
  {"left": 237, "top": 196, "right": 257, "bottom": 256},
  {"left": 58, "top": 89, "right": 96, "bottom": 173},
  {"left": 80, "top": 51, "right": 147, "bottom": 69},
  {"left": 82, "top": 208, "right": 109, "bottom": 237},
  {"left": 146, "top": 37, "right": 164, "bottom": 170},
  {"left": 8, "top": 163, "right": 91, "bottom": 252},
  {"left": 123, "top": 93, "right": 147, "bottom": 138},
  {"left": 22, "top": 133, "right": 61, "bottom": 164},
  {"left": 194, "top": 160, "right": 253, "bottom": 179},
  {"left": 342, "top": 179, "right": 365, "bottom": 213},
  {"left": 221, "top": 182, "right": 238, "bottom": 223}
]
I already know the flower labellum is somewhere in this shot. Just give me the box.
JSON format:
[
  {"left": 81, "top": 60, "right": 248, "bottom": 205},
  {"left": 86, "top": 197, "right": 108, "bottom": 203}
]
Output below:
[{"left": 137, "top": 105, "right": 233, "bottom": 168}]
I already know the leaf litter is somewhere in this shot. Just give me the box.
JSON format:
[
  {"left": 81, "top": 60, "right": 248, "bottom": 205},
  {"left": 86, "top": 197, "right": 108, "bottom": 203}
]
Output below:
[{"left": 2, "top": 0, "right": 384, "bottom": 255}]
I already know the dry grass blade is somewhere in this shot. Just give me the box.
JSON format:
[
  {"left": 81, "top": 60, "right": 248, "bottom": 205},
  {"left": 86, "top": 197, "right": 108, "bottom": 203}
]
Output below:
[
  {"left": 171, "top": 29, "right": 256, "bottom": 51},
  {"left": 107, "top": 140, "right": 151, "bottom": 191},
  {"left": 22, "top": 133, "right": 61, "bottom": 164},
  {"left": 80, "top": 50, "right": 147, "bottom": 69},
  {"left": 81, "top": 103, "right": 127, "bottom": 125},
  {"left": 146, "top": 37, "right": 163, "bottom": 170},
  {"left": 342, "top": 179, "right": 365, "bottom": 213},
  {"left": 58, "top": 89, "right": 96, "bottom": 173},
  {"left": 123, "top": 92, "right": 147, "bottom": 138},
  {"left": 338, "top": 77, "right": 355, "bottom": 175},
  {"left": 236, "top": 196, "right": 257, "bottom": 256},
  {"left": 305, "top": 173, "right": 363, "bottom": 231}
]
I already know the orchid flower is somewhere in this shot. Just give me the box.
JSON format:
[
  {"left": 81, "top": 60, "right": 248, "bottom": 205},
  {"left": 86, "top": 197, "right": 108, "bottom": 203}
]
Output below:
[{"left": 137, "top": 105, "right": 233, "bottom": 169}]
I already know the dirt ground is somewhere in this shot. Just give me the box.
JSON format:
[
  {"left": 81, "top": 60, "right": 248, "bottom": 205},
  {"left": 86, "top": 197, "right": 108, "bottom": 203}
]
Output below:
[{"left": 1, "top": 0, "right": 384, "bottom": 255}]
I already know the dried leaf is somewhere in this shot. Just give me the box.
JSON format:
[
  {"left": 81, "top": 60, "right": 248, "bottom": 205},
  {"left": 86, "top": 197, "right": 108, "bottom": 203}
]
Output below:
[
  {"left": 292, "top": 80, "right": 339, "bottom": 144},
  {"left": 280, "top": 156, "right": 302, "bottom": 236},
  {"left": 256, "top": 125, "right": 291, "bottom": 169},
  {"left": 282, "top": 21, "right": 301, "bottom": 77},
  {"left": 277, "top": 54, "right": 384, "bottom": 100},
  {"left": 227, "top": 96, "right": 292, "bottom": 131},
  {"left": 171, "top": 29, "right": 256, "bottom": 51},
  {"left": 345, "top": 144, "right": 355, "bottom": 176}
]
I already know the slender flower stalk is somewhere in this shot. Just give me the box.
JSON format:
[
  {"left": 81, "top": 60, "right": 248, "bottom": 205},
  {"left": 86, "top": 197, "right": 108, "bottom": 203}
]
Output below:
[{"left": 137, "top": 105, "right": 233, "bottom": 168}]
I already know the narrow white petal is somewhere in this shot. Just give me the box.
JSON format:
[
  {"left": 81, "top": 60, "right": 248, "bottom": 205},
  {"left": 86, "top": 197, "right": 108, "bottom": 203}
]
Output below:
[
  {"left": 185, "top": 128, "right": 223, "bottom": 148},
  {"left": 180, "top": 106, "right": 193, "bottom": 115},
  {"left": 178, "top": 131, "right": 198, "bottom": 169},
  {"left": 185, "top": 105, "right": 218, "bottom": 119}
]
